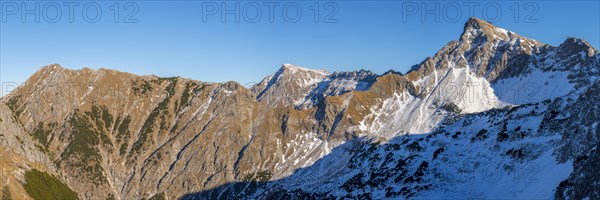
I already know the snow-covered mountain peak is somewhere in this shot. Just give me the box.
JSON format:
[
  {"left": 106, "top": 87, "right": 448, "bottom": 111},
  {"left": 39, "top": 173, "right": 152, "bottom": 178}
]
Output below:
[
  {"left": 350, "top": 18, "right": 599, "bottom": 138},
  {"left": 251, "top": 63, "right": 381, "bottom": 108},
  {"left": 462, "top": 17, "right": 507, "bottom": 40},
  {"left": 460, "top": 17, "right": 543, "bottom": 52},
  {"left": 250, "top": 64, "right": 330, "bottom": 107},
  {"left": 281, "top": 63, "right": 329, "bottom": 76}
]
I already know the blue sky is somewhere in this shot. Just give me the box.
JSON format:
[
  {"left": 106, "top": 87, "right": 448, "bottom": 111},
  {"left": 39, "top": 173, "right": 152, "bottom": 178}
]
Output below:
[{"left": 1, "top": 1, "right": 599, "bottom": 89}]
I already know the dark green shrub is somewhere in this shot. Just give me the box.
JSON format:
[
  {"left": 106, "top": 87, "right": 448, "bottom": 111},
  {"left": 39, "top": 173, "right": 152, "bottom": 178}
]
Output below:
[
  {"left": 23, "top": 169, "right": 78, "bottom": 200},
  {"left": 441, "top": 103, "right": 461, "bottom": 113},
  {"left": 1, "top": 186, "right": 11, "bottom": 200}
]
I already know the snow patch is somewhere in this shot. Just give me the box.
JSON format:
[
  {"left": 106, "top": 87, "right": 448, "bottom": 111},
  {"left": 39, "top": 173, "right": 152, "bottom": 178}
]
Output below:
[{"left": 492, "top": 69, "right": 573, "bottom": 105}]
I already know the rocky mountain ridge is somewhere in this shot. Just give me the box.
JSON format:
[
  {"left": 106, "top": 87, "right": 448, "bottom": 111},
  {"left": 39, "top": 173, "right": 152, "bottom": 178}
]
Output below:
[{"left": 0, "top": 17, "right": 598, "bottom": 199}]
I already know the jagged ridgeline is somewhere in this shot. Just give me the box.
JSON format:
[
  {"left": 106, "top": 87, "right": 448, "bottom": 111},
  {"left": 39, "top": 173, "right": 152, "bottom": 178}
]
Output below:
[{"left": 0, "top": 17, "right": 599, "bottom": 199}]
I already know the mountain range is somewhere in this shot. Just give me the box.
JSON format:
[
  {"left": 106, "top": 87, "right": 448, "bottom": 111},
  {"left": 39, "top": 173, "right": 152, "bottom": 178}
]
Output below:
[{"left": 0, "top": 17, "right": 598, "bottom": 199}]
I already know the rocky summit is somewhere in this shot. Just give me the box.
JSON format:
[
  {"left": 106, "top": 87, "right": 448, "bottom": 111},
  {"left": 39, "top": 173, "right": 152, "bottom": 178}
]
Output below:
[{"left": 1, "top": 17, "right": 599, "bottom": 199}]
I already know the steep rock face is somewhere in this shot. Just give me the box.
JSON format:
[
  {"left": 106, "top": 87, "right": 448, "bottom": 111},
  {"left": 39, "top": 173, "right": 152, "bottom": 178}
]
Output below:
[
  {"left": 295, "top": 69, "right": 378, "bottom": 109},
  {"left": 0, "top": 102, "right": 52, "bottom": 166},
  {"left": 0, "top": 102, "right": 57, "bottom": 200},
  {"left": 544, "top": 81, "right": 600, "bottom": 200}
]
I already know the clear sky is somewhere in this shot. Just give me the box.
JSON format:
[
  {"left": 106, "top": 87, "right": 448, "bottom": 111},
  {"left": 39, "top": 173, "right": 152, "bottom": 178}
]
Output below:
[{"left": 1, "top": 1, "right": 599, "bottom": 90}]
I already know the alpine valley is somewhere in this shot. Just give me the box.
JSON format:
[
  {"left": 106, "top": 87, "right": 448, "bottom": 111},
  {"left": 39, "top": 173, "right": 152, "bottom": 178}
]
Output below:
[{"left": 1, "top": 18, "right": 599, "bottom": 199}]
